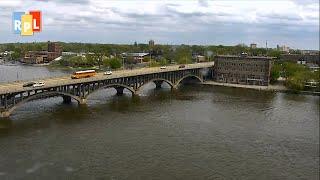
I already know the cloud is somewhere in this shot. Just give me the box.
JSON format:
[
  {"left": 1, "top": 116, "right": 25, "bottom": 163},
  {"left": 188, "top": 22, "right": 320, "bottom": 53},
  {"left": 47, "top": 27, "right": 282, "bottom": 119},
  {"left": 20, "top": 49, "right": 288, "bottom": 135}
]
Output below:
[
  {"left": 198, "top": 0, "right": 209, "bottom": 7},
  {"left": 33, "top": 0, "right": 90, "bottom": 4}
]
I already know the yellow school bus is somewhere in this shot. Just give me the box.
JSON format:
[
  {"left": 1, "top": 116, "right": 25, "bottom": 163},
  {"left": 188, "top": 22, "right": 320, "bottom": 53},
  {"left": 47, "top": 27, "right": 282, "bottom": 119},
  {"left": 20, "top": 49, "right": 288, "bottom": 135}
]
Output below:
[{"left": 71, "top": 70, "right": 96, "bottom": 79}]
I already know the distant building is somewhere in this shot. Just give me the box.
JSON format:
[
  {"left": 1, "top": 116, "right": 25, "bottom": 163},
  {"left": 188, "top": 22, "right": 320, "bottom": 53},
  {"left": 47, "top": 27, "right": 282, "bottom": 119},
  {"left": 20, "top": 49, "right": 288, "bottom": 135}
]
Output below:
[
  {"left": 250, "top": 43, "right": 257, "bottom": 49},
  {"left": 277, "top": 45, "right": 290, "bottom": 52},
  {"left": 300, "top": 50, "right": 319, "bottom": 55},
  {"left": 214, "top": 55, "right": 273, "bottom": 86},
  {"left": 121, "top": 52, "right": 150, "bottom": 64},
  {"left": 24, "top": 51, "right": 48, "bottom": 64},
  {"left": 62, "top": 52, "right": 78, "bottom": 56},
  {"left": 280, "top": 54, "right": 319, "bottom": 65},
  {"left": 195, "top": 55, "right": 206, "bottom": 62},
  {"left": 48, "top": 42, "right": 62, "bottom": 54},
  {"left": 149, "top": 40, "right": 155, "bottom": 47},
  {"left": 306, "top": 63, "right": 319, "bottom": 72},
  {"left": 297, "top": 60, "right": 306, "bottom": 65},
  {"left": 23, "top": 41, "right": 62, "bottom": 64}
]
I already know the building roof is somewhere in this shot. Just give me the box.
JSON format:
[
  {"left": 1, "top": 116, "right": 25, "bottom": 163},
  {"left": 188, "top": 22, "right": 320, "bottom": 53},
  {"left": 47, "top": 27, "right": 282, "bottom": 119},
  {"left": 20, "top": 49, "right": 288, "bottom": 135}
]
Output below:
[
  {"left": 306, "top": 63, "right": 319, "bottom": 68},
  {"left": 122, "top": 52, "right": 149, "bottom": 57},
  {"left": 215, "top": 55, "right": 275, "bottom": 59}
]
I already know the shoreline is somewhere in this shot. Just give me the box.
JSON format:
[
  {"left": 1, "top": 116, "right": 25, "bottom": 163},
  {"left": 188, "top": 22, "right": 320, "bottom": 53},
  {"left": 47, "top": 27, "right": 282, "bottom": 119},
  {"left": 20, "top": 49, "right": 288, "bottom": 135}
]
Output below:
[{"left": 202, "top": 81, "right": 320, "bottom": 96}]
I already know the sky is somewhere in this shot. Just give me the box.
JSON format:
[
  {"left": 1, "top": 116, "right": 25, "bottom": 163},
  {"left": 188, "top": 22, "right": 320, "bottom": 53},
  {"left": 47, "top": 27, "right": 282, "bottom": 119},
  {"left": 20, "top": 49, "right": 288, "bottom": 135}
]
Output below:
[{"left": 0, "top": 0, "right": 319, "bottom": 50}]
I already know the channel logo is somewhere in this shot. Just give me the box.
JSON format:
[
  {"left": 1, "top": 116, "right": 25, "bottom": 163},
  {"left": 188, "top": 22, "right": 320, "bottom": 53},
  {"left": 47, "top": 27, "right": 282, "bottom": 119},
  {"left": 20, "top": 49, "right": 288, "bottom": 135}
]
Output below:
[{"left": 13, "top": 11, "right": 42, "bottom": 36}]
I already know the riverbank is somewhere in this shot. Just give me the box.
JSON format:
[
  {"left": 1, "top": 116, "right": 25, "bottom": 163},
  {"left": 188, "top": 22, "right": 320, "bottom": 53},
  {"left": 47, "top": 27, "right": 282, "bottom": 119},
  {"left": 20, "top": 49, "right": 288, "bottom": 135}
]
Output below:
[{"left": 203, "top": 81, "right": 320, "bottom": 96}]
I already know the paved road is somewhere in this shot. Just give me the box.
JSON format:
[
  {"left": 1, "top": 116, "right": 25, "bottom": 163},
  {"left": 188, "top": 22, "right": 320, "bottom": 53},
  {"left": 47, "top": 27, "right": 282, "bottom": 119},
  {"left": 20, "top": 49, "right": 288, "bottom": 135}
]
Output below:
[{"left": 0, "top": 62, "right": 214, "bottom": 94}]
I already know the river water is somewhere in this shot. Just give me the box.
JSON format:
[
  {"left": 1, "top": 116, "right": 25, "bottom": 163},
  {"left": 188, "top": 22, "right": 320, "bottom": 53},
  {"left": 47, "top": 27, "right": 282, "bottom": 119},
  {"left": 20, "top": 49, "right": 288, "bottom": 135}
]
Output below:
[{"left": 0, "top": 64, "right": 319, "bottom": 180}]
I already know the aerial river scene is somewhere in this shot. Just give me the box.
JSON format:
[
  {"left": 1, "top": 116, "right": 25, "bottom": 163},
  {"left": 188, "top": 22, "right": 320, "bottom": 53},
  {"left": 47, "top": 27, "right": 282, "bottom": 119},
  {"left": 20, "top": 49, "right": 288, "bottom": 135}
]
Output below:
[{"left": 0, "top": 0, "right": 319, "bottom": 179}]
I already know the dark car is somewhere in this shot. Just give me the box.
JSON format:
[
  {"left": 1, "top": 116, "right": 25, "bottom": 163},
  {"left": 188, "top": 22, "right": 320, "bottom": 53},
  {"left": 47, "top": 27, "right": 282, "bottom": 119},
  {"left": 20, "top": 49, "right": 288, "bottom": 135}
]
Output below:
[
  {"left": 23, "top": 82, "right": 35, "bottom": 87},
  {"left": 179, "top": 65, "right": 185, "bottom": 68}
]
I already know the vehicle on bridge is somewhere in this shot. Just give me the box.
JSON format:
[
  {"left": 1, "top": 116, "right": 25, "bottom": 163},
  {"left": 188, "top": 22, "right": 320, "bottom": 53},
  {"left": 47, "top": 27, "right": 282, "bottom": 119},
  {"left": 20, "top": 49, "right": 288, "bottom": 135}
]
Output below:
[
  {"left": 104, "top": 70, "right": 112, "bottom": 75},
  {"left": 23, "top": 82, "right": 36, "bottom": 87},
  {"left": 71, "top": 70, "right": 96, "bottom": 79},
  {"left": 179, "top": 65, "right": 185, "bottom": 68},
  {"left": 33, "top": 82, "right": 45, "bottom": 88},
  {"left": 23, "top": 81, "right": 45, "bottom": 88},
  {"left": 160, "top": 66, "right": 166, "bottom": 69}
]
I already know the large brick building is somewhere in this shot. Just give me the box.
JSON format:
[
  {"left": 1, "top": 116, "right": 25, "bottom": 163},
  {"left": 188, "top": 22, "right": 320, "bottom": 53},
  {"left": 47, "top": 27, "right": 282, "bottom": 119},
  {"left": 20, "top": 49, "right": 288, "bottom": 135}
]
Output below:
[
  {"left": 214, "top": 55, "right": 273, "bottom": 86},
  {"left": 23, "top": 41, "right": 62, "bottom": 64}
]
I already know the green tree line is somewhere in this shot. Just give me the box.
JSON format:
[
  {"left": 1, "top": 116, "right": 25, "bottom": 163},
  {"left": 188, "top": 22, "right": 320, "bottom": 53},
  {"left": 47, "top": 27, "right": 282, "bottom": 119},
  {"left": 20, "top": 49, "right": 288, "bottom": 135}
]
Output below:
[
  {"left": 1, "top": 42, "right": 284, "bottom": 63},
  {"left": 271, "top": 61, "right": 320, "bottom": 91}
]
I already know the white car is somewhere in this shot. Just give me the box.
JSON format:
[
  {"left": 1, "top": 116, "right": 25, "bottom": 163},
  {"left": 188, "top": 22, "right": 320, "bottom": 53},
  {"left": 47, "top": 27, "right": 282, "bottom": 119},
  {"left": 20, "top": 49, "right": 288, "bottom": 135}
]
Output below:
[
  {"left": 160, "top": 66, "right": 166, "bottom": 69},
  {"left": 104, "top": 71, "right": 112, "bottom": 75},
  {"left": 33, "top": 81, "right": 45, "bottom": 88}
]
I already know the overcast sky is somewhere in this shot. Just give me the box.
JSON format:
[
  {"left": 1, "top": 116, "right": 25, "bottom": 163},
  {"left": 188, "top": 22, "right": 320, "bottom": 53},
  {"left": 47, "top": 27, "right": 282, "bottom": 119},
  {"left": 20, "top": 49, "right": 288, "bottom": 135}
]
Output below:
[{"left": 0, "top": 0, "right": 319, "bottom": 49}]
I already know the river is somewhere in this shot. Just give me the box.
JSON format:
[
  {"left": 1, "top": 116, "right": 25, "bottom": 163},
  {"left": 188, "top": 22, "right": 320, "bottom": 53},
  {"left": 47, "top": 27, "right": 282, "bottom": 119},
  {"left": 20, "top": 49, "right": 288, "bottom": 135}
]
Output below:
[{"left": 0, "top": 64, "right": 319, "bottom": 179}]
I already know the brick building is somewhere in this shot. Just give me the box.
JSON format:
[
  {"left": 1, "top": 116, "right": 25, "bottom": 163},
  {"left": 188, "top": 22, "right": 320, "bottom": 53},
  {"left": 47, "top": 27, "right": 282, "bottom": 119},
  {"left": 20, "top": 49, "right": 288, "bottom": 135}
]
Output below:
[
  {"left": 121, "top": 52, "right": 150, "bottom": 64},
  {"left": 48, "top": 41, "right": 62, "bottom": 55},
  {"left": 23, "top": 41, "right": 62, "bottom": 64},
  {"left": 250, "top": 43, "right": 257, "bottom": 49},
  {"left": 214, "top": 55, "right": 273, "bottom": 86}
]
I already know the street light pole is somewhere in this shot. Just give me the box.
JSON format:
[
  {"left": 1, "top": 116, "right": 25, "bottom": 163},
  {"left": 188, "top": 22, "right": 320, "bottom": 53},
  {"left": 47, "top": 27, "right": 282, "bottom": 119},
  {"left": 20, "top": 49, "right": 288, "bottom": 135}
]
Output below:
[{"left": 122, "top": 57, "right": 124, "bottom": 70}]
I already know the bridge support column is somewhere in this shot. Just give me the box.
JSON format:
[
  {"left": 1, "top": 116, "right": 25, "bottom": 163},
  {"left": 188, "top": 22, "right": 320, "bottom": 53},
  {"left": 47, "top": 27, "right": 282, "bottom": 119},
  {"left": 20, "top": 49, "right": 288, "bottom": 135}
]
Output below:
[
  {"left": 78, "top": 98, "right": 87, "bottom": 105},
  {"left": 62, "top": 95, "right": 72, "bottom": 104},
  {"left": 115, "top": 87, "right": 124, "bottom": 96},
  {"left": 0, "top": 111, "right": 10, "bottom": 118},
  {"left": 154, "top": 80, "right": 163, "bottom": 89}
]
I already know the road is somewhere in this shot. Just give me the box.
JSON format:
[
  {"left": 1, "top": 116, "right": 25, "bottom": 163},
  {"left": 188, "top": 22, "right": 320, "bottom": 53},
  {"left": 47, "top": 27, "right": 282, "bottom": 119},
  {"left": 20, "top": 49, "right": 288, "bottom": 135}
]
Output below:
[{"left": 0, "top": 62, "right": 214, "bottom": 94}]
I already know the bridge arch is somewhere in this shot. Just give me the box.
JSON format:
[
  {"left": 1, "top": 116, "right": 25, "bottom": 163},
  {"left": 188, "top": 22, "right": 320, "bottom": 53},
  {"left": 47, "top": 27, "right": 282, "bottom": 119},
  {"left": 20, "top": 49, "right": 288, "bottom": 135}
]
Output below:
[
  {"left": 4, "top": 91, "right": 82, "bottom": 117},
  {"left": 85, "top": 83, "right": 136, "bottom": 98},
  {"left": 175, "top": 74, "right": 203, "bottom": 88},
  {"left": 136, "top": 78, "right": 174, "bottom": 92}
]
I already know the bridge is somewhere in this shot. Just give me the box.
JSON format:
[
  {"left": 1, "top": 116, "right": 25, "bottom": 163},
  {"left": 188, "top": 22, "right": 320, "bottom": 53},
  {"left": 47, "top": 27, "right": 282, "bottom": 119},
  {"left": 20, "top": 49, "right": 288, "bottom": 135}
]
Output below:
[{"left": 0, "top": 62, "right": 214, "bottom": 118}]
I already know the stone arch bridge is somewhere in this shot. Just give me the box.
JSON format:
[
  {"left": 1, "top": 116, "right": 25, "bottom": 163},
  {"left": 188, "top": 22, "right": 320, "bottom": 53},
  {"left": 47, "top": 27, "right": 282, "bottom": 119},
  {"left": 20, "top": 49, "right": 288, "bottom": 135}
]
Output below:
[{"left": 0, "top": 63, "right": 214, "bottom": 118}]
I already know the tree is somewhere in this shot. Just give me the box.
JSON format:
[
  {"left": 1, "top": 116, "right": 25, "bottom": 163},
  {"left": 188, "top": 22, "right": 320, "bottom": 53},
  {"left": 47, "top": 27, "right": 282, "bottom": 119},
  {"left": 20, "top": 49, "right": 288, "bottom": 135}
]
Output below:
[
  {"left": 175, "top": 46, "right": 192, "bottom": 64},
  {"left": 149, "top": 60, "right": 159, "bottom": 67},
  {"left": 280, "top": 62, "right": 319, "bottom": 91},
  {"left": 85, "top": 53, "right": 96, "bottom": 66},
  {"left": 159, "top": 58, "right": 168, "bottom": 66},
  {"left": 11, "top": 51, "right": 21, "bottom": 61},
  {"left": 92, "top": 46, "right": 107, "bottom": 69},
  {"left": 109, "top": 58, "right": 122, "bottom": 69},
  {"left": 270, "top": 62, "right": 281, "bottom": 83},
  {"left": 268, "top": 50, "right": 281, "bottom": 59},
  {"left": 143, "top": 56, "right": 151, "bottom": 62}
]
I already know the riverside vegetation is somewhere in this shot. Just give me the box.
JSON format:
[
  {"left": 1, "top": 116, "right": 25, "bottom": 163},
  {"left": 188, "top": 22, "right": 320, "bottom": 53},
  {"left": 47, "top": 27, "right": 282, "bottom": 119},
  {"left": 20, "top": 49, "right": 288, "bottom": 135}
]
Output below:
[{"left": 271, "top": 61, "right": 320, "bottom": 91}]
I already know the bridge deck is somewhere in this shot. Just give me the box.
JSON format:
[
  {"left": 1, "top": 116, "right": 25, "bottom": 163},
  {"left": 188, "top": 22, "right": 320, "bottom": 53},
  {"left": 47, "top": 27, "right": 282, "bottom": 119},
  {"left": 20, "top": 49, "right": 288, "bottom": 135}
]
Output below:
[{"left": 0, "top": 62, "right": 214, "bottom": 95}]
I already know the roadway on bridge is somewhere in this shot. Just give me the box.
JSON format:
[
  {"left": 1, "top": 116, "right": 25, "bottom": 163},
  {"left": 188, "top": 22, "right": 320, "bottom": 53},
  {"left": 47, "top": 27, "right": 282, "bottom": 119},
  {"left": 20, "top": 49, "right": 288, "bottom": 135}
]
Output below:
[{"left": 0, "top": 62, "right": 214, "bottom": 94}]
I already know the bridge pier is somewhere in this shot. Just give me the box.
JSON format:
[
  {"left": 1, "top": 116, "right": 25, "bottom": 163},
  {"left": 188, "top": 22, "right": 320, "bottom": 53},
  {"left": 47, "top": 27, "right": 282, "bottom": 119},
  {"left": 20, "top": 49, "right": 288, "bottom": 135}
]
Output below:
[
  {"left": 115, "top": 87, "right": 124, "bottom": 96},
  {"left": 154, "top": 80, "right": 163, "bottom": 89},
  {"left": 78, "top": 98, "right": 87, "bottom": 105},
  {"left": 62, "top": 95, "right": 72, "bottom": 104},
  {"left": 0, "top": 111, "right": 10, "bottom": 118}
]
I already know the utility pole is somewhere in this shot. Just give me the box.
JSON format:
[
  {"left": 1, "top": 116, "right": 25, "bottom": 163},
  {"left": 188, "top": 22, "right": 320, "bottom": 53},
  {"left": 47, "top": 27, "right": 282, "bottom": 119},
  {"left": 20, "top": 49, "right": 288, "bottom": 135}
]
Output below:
[
  {"left": 265, "top": 40, "right": 268, "bottom": 56},
  {"left": 122, "top": 55, "right": 125, "bottom": 70},
  {"left": 149, "top": 52, "right": 151, "bottom": 67}
]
